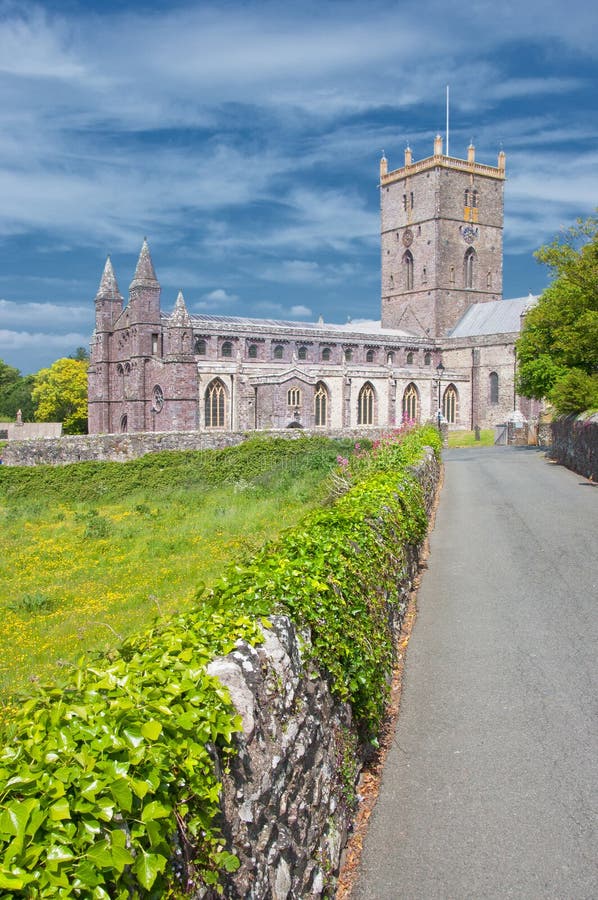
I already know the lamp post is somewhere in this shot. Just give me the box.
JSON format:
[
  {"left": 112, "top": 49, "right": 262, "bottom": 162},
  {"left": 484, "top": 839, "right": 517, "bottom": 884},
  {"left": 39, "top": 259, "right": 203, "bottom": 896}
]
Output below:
[{"left": 436, "top": 360, "right": 445, "bottom": 430}]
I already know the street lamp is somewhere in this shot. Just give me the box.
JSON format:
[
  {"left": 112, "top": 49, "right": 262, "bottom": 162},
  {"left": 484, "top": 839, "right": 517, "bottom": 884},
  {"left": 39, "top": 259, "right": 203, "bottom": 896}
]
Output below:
[{"left": 436, "top": 361, "right": 445, "bottom": 429}]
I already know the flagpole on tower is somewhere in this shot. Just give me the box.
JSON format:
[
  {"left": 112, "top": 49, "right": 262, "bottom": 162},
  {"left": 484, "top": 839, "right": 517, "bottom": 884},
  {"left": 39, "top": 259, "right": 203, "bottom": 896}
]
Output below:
[{"left": 446, "top": 85, "right": 450, "bottom": 157}]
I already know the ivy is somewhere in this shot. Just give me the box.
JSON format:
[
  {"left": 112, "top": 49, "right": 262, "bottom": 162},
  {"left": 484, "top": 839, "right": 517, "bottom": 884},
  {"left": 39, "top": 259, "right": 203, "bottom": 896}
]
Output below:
[{"left": 0, "top": 425, "right": 440, "bottom": 896}]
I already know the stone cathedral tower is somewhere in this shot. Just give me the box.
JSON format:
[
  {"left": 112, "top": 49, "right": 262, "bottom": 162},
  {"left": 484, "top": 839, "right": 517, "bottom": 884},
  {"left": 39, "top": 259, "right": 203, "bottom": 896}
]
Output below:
[{"left": 380, "top": 135, "right": 506, "bottom": 338}]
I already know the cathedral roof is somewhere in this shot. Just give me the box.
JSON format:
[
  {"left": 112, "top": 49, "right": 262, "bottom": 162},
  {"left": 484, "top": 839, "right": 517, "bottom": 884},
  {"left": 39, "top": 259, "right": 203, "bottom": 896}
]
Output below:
[
  {"left": 449, "top": 295, "right": 538, "bottom": 338},
  {"left": 95, "top": 256, "right": 122, "bottom": 301},
  {"left": 174, "top": 312, "right": 418, "bottom": 341}
]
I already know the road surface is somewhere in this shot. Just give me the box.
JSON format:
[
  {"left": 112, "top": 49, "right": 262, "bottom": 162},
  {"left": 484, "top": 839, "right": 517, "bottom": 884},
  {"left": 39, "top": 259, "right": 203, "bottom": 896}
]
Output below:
[{"left": 353, "top": 447, "right": 598, "bottom": 900}]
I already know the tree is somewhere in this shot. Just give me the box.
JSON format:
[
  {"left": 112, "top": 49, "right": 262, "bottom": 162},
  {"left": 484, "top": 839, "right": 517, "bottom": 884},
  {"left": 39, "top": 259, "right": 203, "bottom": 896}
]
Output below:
[
  {"left": 516, "top": 215, "right": 598, "bottom": 414},
  {"left": 0, "top": 359, "right": 36, "bottom": 421},
  {"left": 32, "top": 357, "right": 89, "bottom": 434}
]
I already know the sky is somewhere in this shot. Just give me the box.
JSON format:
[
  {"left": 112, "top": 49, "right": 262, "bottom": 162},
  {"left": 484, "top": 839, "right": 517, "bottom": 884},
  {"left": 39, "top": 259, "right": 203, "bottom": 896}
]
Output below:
[{"left": 0, "top": 0, "right": 596, "bottom": 374}]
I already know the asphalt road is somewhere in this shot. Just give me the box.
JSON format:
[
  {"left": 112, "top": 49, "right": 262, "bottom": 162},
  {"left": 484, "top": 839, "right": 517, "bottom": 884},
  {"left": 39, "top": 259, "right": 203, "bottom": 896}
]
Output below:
[{"left": 352, "top": 447, "right": 598, "bottom": 900}]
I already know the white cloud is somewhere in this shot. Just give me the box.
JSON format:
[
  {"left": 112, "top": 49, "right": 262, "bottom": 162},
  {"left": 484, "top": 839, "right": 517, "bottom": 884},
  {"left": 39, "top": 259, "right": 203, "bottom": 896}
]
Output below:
[
  {"left": 193, "top": 288, "right": 240, "bottom": 311},
  {"left": 290, "top": 304, "right": 312, "bottom": 317},
  {"left": 0, "top": 329, "right": 89, "bottom": 351},
  {"left": 0, "top": 299, "right": 92, "bottom": 330}
]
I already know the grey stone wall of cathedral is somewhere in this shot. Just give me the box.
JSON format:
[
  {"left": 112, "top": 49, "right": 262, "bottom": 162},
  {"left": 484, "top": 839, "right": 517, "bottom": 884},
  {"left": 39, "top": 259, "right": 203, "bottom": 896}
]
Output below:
[{"left": 204, "top": 448, "right": 440, "bottom": 898}]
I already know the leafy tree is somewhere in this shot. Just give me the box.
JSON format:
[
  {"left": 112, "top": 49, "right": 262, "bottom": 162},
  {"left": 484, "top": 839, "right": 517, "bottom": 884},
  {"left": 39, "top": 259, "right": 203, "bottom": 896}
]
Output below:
[
  {"left": 32, "top": 357, "right": 89, "bottom": 434},
  {"left": 70, "top": 346, "right": 90, "bottom": 361},
  {"left": 516, "top": 215, "right": 598, "bottom": 414},
  {"left": 0, "top": 359, "right": 36, "bottom": 421}
]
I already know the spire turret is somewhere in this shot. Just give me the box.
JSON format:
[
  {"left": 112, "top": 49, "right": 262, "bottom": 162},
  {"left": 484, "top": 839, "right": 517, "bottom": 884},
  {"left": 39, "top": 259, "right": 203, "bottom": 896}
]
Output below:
[
  {"left": 171, "top": 290, "right": 192, "bottom": 327},
  {"left": 96, "top": 256, "right": 123, "bottom": 301},
  {"left": 130, "top": 238, "right": 159, "bottom": 290}
]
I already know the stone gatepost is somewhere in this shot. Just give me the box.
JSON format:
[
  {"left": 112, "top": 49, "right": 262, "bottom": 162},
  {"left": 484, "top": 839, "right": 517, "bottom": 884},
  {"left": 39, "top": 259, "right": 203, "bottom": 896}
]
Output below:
[{"left": 506, "top": 410, "right": 529, "bottom": 446}]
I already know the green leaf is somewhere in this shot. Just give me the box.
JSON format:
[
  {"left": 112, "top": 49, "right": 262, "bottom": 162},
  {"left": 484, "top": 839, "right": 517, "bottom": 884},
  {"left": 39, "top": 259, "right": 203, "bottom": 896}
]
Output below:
[
  {"left": 109, "top": 779, "right": 132, "bottom": 812},
  {"left": 133, "top": 850, "right": 167, "bottom": 890},
  {"left": 141, "top": 800, "right": 171, "bottom": 823},
  {"left": 48, "top": 798, "right": 71, "bottom": 821},
  {"left": 140, "top": 720, "right": 162, "bottom": 741}
]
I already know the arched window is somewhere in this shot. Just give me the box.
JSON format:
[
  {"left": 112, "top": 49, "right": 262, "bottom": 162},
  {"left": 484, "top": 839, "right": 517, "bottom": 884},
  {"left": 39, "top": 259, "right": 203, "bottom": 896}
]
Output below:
[
  {"left": 443, "top": 384, "right": 458, "bottom": 424},
  {"left": 424, "top": 352, "right": 432, "bottom": 366},
  {"left": 314, "top": 382, "right": 328, "bottom": 427},
  {"left": 287, "top": 388, "right": 301, "bottom": 407},
  {"left": 120, "top": 414, "right": 128, "bottom": 433},
  {"left": 221, "top": 341, "right": 233, "bottom": 358},
  {"left": 403, "top": 250, "right": 414, "bottom": 290},
  {"left": 194, "top": 338, "right": 206, "bottom": 355},
  {"left": 406, "top": 351, "right": 414, "bottom": 365},
  {"left": 366, "top": 349, "right": 375, "bottom": 363},
  {"left": 321, "top": 347, "right": 331, "bottom": 361},
  {"left": 489, "top": 371, "right": 499, "bottom": 405},
  {"left": 116, "top": 363, "right": 124, "bottom": 375},
  {"left": 464, "top": 248, "right": 476, "bottom": 288},
  {"left": 205, "top": 379, "right": 226, "bottom": 428},
  {"left": 472, "top": 190, "right": 478, "bottom": 208},
  {"left": 248, "top": 344, "right": 258, "bottom": 359},
  {"left": 402, "top": 383, "right": 419, "bottom": 423},
  {"left": 344, "top": 348, "right": 353, "bottom": 363},
  {"left": 357, "top": 382, "right": 375, "bottom": 425},
  {"left": 273, "top": 344, "right": 283, "bottom": 360},
  {"left": 298, "top": 346, "right": 307, "bottom": 360},
  {"left": 387, "top": 351, "right": 395, "bottom": 365}
]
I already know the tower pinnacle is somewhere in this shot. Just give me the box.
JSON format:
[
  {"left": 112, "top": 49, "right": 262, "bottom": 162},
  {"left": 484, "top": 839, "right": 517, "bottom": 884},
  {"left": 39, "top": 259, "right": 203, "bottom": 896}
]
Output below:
[
  {"left": 95, "top": 256, "right": 123, "bottom": 301},
  {"left": 130, "top": 238, "right": 159, "bottom": 290}
]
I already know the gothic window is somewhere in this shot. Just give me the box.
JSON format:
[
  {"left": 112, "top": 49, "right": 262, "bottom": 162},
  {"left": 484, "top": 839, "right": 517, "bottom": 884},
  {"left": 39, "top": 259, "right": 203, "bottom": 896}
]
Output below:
[
  {"left": 287, "top": 388, "right": 301, "bottom": 407},
  {"left": 221, "top": 341, "right": 233, "bottom": 358},
  {"left": 314, "top": 382, "right": 328, "bottom": 427},
  {"left": 464, "top": 189, "right": 470, "bottom": 207},
  {"left": 443, "top": 384, "right": 458, "bottom": 424},
  {"left": 120, "top": 414, "right": 128, "bottom": 433},
  {"left": 116, "top": 363, "right": 124, "bottom": 375},
  {"left": 205, "top": 379, "right": 226, "bottom": 428},
  {"left": 151, "top": 333, "right": 159, "bottom": 355},
  {"left": 248, "top": 344, "right": 258, "bottom": 358},
  {"left": 273, "top": 344, "right": 284, "bottom": 359},
  {"left": 387, "top": 351, "right": 395, "bottom": 364},
  {"left": 424, "top": 352, "right": 432, "bottom": 366},
  {"left": 472, "top": 190, "right": 478, "bottom": 208},
  {"left": 403, "top": 250, "right": 414, "bottom": 290},
  {"left": 152, "top": 385, "right": 164, "bottom": 412},
  {"left": 195, "top": 338, "right": 206, "bottom": 355},
  {"left": 464, "top": 248, "right": 476, "bottom": 288},
  {"left": 321, "top": 347, "right": 331, "bottom": 361},
  {"left": 357, "top": 382, "right": 375, "bottom": 425},
  {"left": 366, "top": 349, "right": 375, "bottom": 363},
  {"left": 344, "top": 348, "right": 353, "bottom": 363},
  {"left": 489, "top": 371, "right": 499, "bottom": 404},
  {"left": 402, "top": 383, "right": 419, "bottom": 422},
  {"left": 124, "top": 362, "right": 131, "bottom": 374},
  {"left": 298, "top": 346, "right": 307, "bottom": 360},
  {"left": 406, "top": 351, "right": 414, "bottom": 365}
]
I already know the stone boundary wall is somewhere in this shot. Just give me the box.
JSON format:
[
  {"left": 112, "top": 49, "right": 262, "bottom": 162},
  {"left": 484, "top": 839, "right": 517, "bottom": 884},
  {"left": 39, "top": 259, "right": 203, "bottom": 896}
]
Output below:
[
  {"left": 2, "top": 428, "right": 403, "bottom": 467},
  {"left": 204, "top": 450, "right": 440, "bottom": 898},
  {"left": 549, "top": 414, "right": 598, "bottom": 481}
]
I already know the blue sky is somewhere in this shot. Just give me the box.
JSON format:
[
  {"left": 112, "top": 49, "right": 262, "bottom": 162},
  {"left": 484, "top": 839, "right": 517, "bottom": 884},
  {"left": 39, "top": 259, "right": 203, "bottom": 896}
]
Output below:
[{"left": 0, "top": 0, "right": 596, "bottom": 373}]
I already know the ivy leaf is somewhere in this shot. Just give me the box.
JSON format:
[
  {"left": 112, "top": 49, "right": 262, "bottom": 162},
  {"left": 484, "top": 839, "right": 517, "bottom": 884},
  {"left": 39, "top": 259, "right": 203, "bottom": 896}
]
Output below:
[
  {"left": 140, "top": 720, "right": 162, "bottom": 741},
  {"left": 133, "top": 850, "right": 167, "bottom": 889},
  {"left": 141, "top": 800, "right": 170, "bottom": 823}
]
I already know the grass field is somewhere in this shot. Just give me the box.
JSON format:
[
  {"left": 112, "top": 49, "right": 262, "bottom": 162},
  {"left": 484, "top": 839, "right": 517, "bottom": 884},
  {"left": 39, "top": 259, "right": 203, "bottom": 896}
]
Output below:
[
  {"left": 0, "top": 437, "right": 352, "bottom": 704},
  {"left": 447, "top": 428, "right": 494, "bottom": 447}
]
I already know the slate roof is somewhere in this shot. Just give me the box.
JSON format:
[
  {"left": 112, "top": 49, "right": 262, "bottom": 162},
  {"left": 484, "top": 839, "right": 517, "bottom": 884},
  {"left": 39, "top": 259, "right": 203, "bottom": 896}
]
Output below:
[
  {"left": 182, "top": 313, "right": 414, "bottom": 339},
  {"left": 449, "top": 295, "right": 538, "bottom": 338}
]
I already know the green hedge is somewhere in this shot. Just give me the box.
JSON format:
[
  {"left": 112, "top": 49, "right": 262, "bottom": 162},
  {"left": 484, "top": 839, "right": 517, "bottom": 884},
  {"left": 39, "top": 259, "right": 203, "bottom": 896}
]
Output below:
[{"left": 0, "top": 426, "right": 441, "bottom": 897}]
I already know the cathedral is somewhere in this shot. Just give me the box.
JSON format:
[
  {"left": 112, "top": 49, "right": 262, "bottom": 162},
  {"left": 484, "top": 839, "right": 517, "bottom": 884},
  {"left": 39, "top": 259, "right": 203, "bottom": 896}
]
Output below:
[{"left": 88, "top": 135, "right": 541, "bottom": 435}]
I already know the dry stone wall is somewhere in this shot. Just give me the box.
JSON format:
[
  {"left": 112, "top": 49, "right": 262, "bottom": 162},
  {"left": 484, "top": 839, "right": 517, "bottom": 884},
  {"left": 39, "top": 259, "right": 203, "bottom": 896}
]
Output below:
[
  {"left": 549, "top": 414, "right": 598, "bottom": 481},
  {"left": 202, "top": 450, "right": 440, "bottom": 898},
  {"left": 2, "top": 428, "right": 401, "bottom": 467}
]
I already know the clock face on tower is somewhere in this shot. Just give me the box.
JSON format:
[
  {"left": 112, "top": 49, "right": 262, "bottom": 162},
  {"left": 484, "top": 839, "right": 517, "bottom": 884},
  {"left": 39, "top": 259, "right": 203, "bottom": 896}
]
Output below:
[
  {"left": 461, "top": 224, "right": 478, "bottom": 244},
  {"left": 402, "top": 228, "right": 414, "bottom": 247}
]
